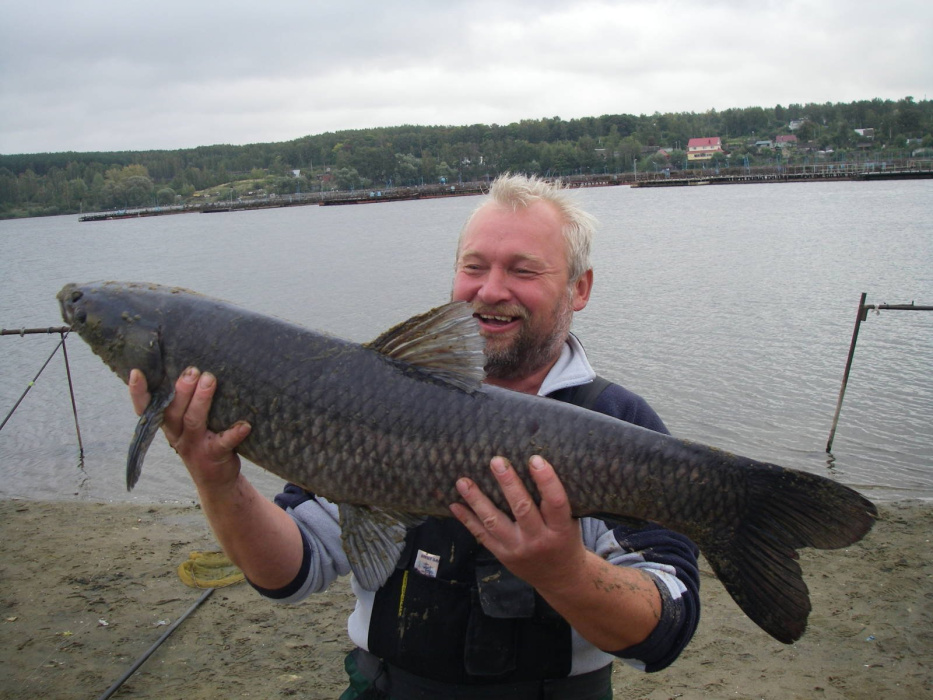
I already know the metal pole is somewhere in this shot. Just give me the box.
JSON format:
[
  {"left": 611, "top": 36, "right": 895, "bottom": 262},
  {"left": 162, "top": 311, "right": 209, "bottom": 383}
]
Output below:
[
  {"left": 60, "top": 332, "right": 84, "bottom": 459},
  {"left": 1, "top": 326, "right": 71, "bottom": 336},
  {"left": 97, "top": 588, "right": 214, "bottom": 700},
  {"left": 871, "top": 303, "right": 933, "bottom": 312},
  {"left": 0, "top": 334, "right": 67, "bottom": 434},
  {"left": 826, "top": 293, "right": 868, "bottom": 453}
]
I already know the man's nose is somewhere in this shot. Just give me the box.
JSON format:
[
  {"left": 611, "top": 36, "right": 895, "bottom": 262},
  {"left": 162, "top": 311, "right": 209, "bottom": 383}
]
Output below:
[{"left": 476, "top": 267, "right": 511, "bottom": 304}]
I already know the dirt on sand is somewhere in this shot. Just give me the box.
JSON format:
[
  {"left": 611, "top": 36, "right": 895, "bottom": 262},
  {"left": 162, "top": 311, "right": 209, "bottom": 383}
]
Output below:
[{"left": 1, "top": 499, "right": 930, "bottom": 699}]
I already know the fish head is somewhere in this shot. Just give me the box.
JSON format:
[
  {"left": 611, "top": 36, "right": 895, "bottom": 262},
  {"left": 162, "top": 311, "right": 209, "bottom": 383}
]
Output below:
[{"left": 58, "top": 281, "right": 166, "bottom": 391}]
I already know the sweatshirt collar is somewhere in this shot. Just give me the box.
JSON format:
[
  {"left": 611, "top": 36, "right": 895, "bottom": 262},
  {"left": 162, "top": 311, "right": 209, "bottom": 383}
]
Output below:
[{"left": 538, "top": 333, "right": 597, "bottom": 397}]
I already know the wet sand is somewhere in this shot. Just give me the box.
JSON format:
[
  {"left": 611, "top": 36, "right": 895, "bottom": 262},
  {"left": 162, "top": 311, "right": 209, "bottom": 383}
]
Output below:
[{"left": 1, "top": 498, "right": 930, "bottom": 699}]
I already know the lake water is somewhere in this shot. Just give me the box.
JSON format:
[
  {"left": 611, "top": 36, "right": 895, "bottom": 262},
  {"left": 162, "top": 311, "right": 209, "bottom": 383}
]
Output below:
[{"left": 1, "top": 179, "right": 931, "bottom": 504}]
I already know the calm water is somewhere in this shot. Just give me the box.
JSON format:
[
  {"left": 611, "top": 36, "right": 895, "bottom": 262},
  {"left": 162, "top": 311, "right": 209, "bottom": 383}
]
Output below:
[{"left": 1, "top": 180, "right": 931, "bottom": 503}]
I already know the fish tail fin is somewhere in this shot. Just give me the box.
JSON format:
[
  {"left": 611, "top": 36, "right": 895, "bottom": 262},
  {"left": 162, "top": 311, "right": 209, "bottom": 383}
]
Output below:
[
  {"left": 126, "top": 388, "right": 174, "bottom": 490},
  {"left": 701, "top": 464, "right": 877, "bottom": 643}
]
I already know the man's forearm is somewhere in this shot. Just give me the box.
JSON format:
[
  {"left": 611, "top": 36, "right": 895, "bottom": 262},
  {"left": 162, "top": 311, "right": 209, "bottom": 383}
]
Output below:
[
  {"left": 197, "top": 473, "right": 304, "bottom": 590},
  {"left": 536, "top": 550, "right": 662, "bottom": 652}
]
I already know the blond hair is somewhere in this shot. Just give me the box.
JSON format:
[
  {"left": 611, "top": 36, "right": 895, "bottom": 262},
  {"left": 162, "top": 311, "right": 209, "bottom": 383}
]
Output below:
[{"left": 457, "top": 173, "right": 596, "bottom": 282}]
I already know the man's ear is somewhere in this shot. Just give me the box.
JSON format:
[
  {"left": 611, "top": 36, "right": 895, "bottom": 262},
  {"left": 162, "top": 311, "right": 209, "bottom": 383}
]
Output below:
[{"left": 572, "top": 269, "right": 593, "bottom": 312}]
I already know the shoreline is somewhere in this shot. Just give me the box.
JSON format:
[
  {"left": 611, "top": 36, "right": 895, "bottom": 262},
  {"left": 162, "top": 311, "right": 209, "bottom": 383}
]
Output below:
[
  {"left": 73, "top": 164, "right": 933, "bottom": 222},
  {"left": 1, "top": 498, "right": 931, "bottom": 699}
]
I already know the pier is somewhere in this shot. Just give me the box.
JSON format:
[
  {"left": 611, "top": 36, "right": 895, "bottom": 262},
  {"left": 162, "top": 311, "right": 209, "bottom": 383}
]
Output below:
[
  {"left": 318, "top": 182, "right": 487, "bottom": 206},
  {"left": 77, "top": 159, "right": 932, "bottom": 221},
  {"left": 630, "top": 159, "right": 933, "bottom": 188}
]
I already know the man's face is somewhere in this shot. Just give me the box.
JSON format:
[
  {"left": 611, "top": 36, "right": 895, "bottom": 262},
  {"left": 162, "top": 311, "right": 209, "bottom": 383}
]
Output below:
[{"left": 452, "top": 201, "right": 591, "bottom": 380}]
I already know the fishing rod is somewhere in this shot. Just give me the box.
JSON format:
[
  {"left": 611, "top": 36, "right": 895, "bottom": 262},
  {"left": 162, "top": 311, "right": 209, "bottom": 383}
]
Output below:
[
  {"left": 0, "top": 325, "right": 84, "bottom": 457},
  {"left": 1, "top": 326, "right": 71, "bottom": 335},
  {"left": 97, "top": 588, "right": 215, "bottom": 700}
]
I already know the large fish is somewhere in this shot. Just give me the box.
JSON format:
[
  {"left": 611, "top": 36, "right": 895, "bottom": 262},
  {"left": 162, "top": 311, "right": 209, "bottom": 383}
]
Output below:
[{"left": 59, "top": 281, "right": 876, "bottom": 644}]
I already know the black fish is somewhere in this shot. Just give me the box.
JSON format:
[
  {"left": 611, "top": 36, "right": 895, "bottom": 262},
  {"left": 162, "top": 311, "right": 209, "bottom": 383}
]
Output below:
[{"left": 59, "top": 281, "right": 877, "bottom": 643}]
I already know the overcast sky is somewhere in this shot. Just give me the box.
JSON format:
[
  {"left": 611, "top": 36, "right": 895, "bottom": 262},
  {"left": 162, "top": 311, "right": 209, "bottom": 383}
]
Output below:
[{"left": 1, "top": 0, "right": 930, "bottom": 155}]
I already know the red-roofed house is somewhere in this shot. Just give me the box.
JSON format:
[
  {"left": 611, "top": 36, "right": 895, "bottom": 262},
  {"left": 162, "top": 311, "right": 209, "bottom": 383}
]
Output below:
[
  {"left": 775, "top": 134, "right": 798, "bottom": 149},
  {"left": 687, "top": 137, "right": 724, "bottom": 161}
]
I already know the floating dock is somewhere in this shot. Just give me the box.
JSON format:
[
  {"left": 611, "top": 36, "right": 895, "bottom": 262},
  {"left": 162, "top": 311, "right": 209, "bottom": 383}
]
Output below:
[{"left": 631, "top": 161, "right": 933, "bottom": 188}]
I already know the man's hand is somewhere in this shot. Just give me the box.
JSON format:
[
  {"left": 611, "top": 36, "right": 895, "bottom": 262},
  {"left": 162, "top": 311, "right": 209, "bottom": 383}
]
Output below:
[
  {"left": 129, "top": 367, "right": 303, "bottom": 589},
  {"left": 450, "top": 454, "right": 662, "bottom": 652},
  {"left": 449, "top": 455, "right": 587, "bottom": 594},
  {"left": 129, "top": 366, "right": 251, "bottom": 493}
]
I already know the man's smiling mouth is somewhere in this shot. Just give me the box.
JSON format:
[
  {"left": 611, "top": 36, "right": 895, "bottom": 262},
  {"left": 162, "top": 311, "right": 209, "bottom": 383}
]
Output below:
[{"left": 476, "top": 313, "right": 518, "bottom": 326}]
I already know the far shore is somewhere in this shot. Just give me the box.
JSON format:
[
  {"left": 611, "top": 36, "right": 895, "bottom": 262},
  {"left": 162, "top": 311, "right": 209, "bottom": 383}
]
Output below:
[{"left": 61, "top": 161, "right": 933, "bottom": 223}]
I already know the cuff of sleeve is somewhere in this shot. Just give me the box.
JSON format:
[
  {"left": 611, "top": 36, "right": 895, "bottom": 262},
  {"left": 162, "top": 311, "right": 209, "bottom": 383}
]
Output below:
[
  {"left": 611, "top": 574, "right": 691, "bottom": 672},
  {"left": 246, "top": 528, "right": 312, "bottom": 600}
]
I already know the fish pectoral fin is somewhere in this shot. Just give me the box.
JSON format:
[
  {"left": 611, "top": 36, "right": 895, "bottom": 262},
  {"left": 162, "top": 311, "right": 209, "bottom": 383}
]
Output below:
[
  {"left": 339, "top": 504, "right": 424, "bottom": 591},
  {"left": 365, "top": 301, "right": 485, "bottom": 393},
  {"left": 126, "top": 387, "right": 175, "bottom": 491}
]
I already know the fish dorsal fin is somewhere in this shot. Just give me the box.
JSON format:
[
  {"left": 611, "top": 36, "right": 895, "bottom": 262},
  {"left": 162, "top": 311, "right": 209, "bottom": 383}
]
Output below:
[{"left": 366, "top": 301, "right": 485, "bottom": 392}]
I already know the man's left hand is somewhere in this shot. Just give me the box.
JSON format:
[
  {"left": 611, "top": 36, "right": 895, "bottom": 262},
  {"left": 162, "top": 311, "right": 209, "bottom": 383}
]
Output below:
[{"left": 450, "top": 455, "right": 587, "bottom": 593}]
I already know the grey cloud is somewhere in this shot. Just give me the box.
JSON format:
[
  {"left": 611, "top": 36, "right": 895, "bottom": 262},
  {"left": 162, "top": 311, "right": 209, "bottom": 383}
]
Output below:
[{"left": 0, "top": 0, "right": 930, "bottom": 153}]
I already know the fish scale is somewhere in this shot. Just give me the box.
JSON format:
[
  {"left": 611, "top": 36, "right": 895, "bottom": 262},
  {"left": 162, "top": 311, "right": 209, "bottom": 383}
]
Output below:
[{"left": 58, "top": 280, "right": 877, "bottom": 645}]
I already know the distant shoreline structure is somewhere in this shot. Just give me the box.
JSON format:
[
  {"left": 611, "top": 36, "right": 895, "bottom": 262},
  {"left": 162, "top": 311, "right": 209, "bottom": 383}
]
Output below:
[
  {"left": 78, "top": 160, "right": 933, "bottom": 222},
  {"left": 629, "top": 159, "right": 933, "bottom": 188}
]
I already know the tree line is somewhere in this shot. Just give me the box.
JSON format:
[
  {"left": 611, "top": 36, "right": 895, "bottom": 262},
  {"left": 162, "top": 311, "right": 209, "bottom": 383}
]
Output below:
[{"left": 1, "top": 96, "right": 930, "bottom": 219}]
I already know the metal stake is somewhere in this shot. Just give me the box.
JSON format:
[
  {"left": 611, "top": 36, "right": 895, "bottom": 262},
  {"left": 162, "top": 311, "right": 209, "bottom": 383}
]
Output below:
[{"left": 827, "top": 293, "right": 867, "bottom": 453}]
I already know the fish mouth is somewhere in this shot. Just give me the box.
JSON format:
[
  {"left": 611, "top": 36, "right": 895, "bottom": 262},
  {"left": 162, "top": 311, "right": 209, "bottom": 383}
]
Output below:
[{"left": 57, "top": 284, "right": 86, "bottom": 326}]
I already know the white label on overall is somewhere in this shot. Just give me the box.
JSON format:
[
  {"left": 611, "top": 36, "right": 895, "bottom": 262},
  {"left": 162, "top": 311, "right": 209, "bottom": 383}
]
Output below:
[{"left": 413, "top": 550, "right": 441, "bottom": 578}]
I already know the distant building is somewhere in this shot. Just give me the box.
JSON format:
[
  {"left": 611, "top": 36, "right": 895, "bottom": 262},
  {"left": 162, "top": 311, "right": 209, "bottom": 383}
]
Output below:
[
  {"left": 775, "top": 134, "right": 798, "bottom": 149},
  {"left": 686, "top": 137, "right": 724, "bottom": 161},
  {"left": 854, "top": 128, "right": 875, "bottom": 139},
  {"left": 754, "top": 140, "right": 774, "bottom": 149},
  {"left": 789, "top": 119, "right": 808, "bottom": 131}
]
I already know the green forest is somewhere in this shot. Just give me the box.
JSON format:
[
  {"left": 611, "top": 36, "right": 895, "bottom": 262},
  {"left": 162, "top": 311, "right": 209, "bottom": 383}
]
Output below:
[{"left": 1, "top": 96, "right": 930, "bottom": 219}]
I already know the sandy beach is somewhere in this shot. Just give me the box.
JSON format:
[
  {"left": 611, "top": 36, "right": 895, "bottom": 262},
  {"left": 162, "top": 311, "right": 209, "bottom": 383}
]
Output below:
[{"left": 1, "top": 498, "right": 930, "bottom": 699}]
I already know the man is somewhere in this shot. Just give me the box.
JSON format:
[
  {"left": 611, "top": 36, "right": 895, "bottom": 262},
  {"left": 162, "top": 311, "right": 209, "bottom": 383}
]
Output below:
[{"left": 129, "top": 174, "right": 699, "bottom": 698}]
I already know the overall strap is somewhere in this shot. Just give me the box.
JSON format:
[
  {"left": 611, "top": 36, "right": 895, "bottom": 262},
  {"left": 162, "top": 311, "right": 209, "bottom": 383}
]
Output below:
[{"left": 547, "top": 375, "right": 611, "bottom": 410}]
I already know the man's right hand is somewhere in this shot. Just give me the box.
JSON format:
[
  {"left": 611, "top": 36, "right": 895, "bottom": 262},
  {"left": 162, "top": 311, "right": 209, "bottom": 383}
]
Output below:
[
  {"left": 129, "top": 367, "right": 303, "bottom": 589},
  {"left": 129, "top": 366, "right": 251, "bottom": 494}
]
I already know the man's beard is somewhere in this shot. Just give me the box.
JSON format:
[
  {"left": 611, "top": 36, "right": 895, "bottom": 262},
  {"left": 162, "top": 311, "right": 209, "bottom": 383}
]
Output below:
[{"left": 479, "top": 293, "right": 574, "bottom": 381}]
